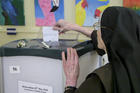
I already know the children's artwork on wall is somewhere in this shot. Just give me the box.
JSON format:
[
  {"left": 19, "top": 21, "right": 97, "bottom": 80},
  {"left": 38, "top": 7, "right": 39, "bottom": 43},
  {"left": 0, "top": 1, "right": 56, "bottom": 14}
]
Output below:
[
  {"left": 35, "top": 0, "right": 64, "bottom": 26},
  {"left": 123, "top": 0, "right": 140, "bottom": 15},
  {"left": 75, "top": 0, "right": 109, "bottom": 27},
  {"left": 0, "top": 0, "right": 25, "bottom": 25}
]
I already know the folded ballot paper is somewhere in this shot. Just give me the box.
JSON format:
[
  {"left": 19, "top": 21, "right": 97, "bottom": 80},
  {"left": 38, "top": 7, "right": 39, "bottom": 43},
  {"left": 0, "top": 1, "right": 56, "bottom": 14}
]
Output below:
[{"left": 42, "top": 27, "right": 59, "bottom": 42}]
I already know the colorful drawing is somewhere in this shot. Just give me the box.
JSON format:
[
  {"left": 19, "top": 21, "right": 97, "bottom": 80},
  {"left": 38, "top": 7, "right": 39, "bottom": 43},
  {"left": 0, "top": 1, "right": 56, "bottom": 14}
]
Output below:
[
  {"left": 35, "top": 0, "right": 64, "bottom": 26},
  {"left": 76, "top": 0, "right": 110, "bottom": 26},
  {"left": 0, "top": 0, "right": 25, "bottom": 25},
  {"left": 123, "top": 0, "right": 140, "bottom": 15}
]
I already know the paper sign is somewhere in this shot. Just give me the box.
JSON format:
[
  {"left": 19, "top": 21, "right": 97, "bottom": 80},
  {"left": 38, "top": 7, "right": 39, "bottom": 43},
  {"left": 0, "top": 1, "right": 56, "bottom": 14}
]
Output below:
[
  {"left": 18, "top": 81, "right": 53, "bottom": 93},
  {"left": 9, "top": 66, "right": 20, "bottom": 74},
  {"left": 42, "top": 27, "right": 58, "bottom": 42}
]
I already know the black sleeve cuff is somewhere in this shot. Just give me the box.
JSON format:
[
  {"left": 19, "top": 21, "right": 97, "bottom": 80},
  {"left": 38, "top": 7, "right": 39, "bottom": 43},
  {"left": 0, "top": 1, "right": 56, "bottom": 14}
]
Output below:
[{"left": 64, "top": 86, "right": 77, "bottom": 93}]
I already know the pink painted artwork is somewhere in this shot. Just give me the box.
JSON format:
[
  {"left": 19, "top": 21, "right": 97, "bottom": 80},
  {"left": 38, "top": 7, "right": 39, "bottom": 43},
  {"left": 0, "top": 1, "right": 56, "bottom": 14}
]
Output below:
[{"left": 35, "top": 0, "right": 64, "bottom": 26}]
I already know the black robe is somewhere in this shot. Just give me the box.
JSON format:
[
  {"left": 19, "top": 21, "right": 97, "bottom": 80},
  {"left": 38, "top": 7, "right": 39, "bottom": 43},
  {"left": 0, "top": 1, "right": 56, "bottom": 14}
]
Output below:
[
  {"left": 65, "top": 6, "right": 140, "bottom": 93},
  {"left": 101, "top": 6, "right": 140, "bottom": 93},
  {"left": 64, "top": 31, "right": 112, "bottom": 93}
]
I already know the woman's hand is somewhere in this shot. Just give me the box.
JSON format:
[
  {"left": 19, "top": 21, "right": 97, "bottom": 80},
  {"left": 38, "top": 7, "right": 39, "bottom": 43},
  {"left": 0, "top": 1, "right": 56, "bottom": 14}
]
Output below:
[
  {"left": 53, "top": 19, "right": 93, "bottom": 37},
  {"left": 53, "top": 19, "right": 78, "bottom": 34},
  {"left": 62, "top": 48, "right": 80, "bottom": 87}
]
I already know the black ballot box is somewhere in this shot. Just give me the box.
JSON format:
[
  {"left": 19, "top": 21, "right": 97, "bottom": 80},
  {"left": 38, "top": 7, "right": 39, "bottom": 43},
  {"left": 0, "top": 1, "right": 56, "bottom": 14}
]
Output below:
[{"left": 0, "top": 39, "right": 101, "bottom": 93}]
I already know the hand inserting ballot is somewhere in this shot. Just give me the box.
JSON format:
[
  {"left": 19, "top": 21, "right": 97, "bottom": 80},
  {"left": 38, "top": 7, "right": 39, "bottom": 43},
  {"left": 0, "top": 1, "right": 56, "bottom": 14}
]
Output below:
[
  {"left": 53, "top": 19, "right": 79, "bottom": 34},
  {"left": 62, "top": 48, "right": 80, "bottom": 87}
]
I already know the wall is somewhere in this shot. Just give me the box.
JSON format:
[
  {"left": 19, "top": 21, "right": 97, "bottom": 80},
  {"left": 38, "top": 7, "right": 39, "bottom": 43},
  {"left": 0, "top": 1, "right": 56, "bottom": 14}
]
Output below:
[{"left": 0, "top": 0, "right": 123, "bottom": 46}]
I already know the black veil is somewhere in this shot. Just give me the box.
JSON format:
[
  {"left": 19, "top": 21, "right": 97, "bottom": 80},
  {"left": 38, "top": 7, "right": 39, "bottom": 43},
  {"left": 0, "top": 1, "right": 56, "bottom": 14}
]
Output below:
[{"left": 101, "top": 7, "right": 140, "bottom": 93}]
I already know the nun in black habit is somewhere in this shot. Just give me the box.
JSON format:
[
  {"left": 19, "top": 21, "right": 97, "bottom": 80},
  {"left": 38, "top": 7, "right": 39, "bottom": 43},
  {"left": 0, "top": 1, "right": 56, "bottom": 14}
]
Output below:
[{"left": 64, "top": 6, "right": 140, "bottom": 93}]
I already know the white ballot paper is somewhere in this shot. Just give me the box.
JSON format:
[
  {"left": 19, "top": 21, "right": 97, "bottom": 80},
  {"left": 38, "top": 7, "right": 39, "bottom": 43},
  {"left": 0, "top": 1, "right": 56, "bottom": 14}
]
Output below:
[
  {"left": 42, "top": 27, "right": 58, "bottom": 42},
  {"left": 18, "top": 81, "right": 53, "bottom": 93}
]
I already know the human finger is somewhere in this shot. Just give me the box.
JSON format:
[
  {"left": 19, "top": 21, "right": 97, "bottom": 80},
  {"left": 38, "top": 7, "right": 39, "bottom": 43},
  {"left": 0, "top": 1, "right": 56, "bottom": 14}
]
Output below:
[
  {"left": 70, "top": 48, "right": 74, "bottom": 61},
  {"left": 62, "top": 51, "right": 66, "bottom": 68},
  {"left": 59, "top": 31, "right": 65, "bottom": 35},
  {"left": 67, "top": 48, "right": 71, "bottom": 60},
  {"left": 53, "top": 26, "right": 61, "bottom": 31},
  {"left": 74, "top": 49, "right": 79, "bottom": 63}
]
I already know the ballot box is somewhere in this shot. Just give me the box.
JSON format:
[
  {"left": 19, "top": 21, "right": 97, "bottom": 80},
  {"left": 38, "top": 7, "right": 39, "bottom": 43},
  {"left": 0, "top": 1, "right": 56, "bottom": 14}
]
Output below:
[{"left": 0, "top": 39, "right": 101, "bottom": 93}]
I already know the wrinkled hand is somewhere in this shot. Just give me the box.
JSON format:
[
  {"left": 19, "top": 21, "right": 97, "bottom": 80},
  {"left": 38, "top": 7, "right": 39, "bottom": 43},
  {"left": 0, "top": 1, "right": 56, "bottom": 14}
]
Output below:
[
  {"left": 62, "top": 48, "right": 80, "bottom": 87},
  {"left": 53, "top": 19, "right": 76, "bottom": 34}
]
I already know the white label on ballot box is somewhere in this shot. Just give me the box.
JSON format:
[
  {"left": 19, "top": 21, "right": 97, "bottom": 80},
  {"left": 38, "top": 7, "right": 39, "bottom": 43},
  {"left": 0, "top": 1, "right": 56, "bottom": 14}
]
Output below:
[
  {"left": 42, "top": 27, "right": 58, "bottom": 42},
  {"left": 18, "top": 81, "right": 53, "bottom": 93}
]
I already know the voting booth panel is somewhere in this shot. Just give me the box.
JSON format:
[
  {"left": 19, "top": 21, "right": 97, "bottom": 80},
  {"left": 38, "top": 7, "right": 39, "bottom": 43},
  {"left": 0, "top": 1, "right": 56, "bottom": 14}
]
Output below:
[
  {"left": 3, "top": 56, "right": 63, "bottom": 93},
  {"left": 77, "top": 52, "right": 99, "bottom": 87},
  {"left": 0, "top": 39, "right": 101, "bottom": 93}
]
